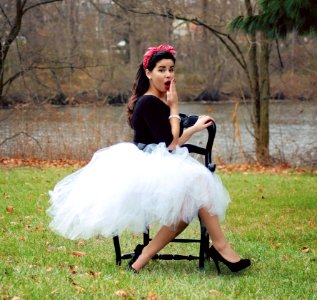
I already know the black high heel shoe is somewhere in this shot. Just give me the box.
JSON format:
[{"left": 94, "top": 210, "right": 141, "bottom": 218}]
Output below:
[
  {"left": 209, "top": 245, "right": 251, "bottom": 274},
  {"left": 127, "top": 244, "right": 144, "bottom": 273}
]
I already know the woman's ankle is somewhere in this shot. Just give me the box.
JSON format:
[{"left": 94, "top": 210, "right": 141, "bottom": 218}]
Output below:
[
  {"left": 212, "top": 242, "right": 241, "bottom": 262},
  {"left": 212, "top": 240, "right": 228, "bottom": 252}
]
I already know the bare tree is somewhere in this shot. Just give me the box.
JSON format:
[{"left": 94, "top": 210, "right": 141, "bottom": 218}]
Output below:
[{"left": 0, "top": 0, "right": 63, "bottom": 105}]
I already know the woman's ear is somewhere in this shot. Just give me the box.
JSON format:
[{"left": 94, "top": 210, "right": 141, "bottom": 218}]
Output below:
[{"left": 145, "top": 69, "right": 151, "bottom": 80}]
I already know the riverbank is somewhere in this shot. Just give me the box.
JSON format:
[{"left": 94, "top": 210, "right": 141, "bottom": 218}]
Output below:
[{"left": 1, "top": 157, "right": 316, "bottom": 174}]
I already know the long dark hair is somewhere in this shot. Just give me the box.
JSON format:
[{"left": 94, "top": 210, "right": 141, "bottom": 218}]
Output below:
[{"left": 127, "top": 51, "right": 176, "bottom": 127}]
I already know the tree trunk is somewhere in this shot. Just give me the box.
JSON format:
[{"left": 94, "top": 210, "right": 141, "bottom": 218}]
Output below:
[
  {"left": 0, "top": 0, "right": 23, "bottom": 103},
  {"left": 245, "top": 0, "right": 262, "bottom": 162},
  {"left": 259, "top": 32, "right": 270, "bottom": 163},
  {"left": 0, "top": 43, "right": 4, "bottom": 104}
]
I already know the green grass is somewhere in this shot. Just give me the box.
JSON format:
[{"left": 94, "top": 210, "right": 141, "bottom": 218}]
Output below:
[{"left": 0, "top": 166, "right": 316, "bottom": 299}]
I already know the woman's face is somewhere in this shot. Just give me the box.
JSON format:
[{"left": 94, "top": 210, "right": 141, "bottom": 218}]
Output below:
[{"left": 147, "top": 58, "right": 175, "bottom": 96}]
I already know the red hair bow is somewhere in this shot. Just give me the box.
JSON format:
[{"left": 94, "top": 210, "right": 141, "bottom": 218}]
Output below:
[{"left": 143, "top": 45, "right": 176, "bottom": 70}]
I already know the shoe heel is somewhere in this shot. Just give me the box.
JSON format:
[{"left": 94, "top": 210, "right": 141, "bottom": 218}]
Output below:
[{"left": 212, "top": 258, "right": 221, "bottom": 275}]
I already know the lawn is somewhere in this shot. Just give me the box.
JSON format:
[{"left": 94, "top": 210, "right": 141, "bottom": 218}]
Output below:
[{"left": 0, "top": 166, "right": 316, "bottom": 299}]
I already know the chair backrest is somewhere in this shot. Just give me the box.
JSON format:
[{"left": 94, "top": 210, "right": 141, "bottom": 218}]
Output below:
[{"left": 180, "top": 113, "right": 217, "bottom": 172}]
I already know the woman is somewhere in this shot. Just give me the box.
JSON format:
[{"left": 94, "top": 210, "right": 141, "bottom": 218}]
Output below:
[
  {"left": 126, "top": 45, "right": 250, "bottom": 273},
  {"left": 47, "top": 45, "right": 251, "bottom": 274}
]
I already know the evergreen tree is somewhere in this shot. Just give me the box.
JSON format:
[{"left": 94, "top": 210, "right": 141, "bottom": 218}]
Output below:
[{"left": 230, "top": 0, "right": 317, "bottom": 38}]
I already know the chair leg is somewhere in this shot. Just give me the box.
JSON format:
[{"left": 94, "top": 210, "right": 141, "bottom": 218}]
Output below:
[
  {"left": 199, "top": 219, "right": 209, "bottom": 270},
  {"left": 143, "top": 226, "right": 150, "bottom": 245},
  {"left": 113, "top": 236, "right": 122, "bottom": 266}
]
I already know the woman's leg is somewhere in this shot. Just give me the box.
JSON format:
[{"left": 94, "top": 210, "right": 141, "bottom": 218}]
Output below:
[
  {"left": 132, "top": 208, "right": 242, "bottom": 272},
  {"left": 198, "top": 207, "right": 240, "bottom": 262},
  {"left": 132, "top": 221, "right": 188, "bottom": 272}
]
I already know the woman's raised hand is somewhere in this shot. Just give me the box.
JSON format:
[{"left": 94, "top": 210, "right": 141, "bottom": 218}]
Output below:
[
  {"left": 166, "top": 79, "right": 178, "bottom": 109},
  {"left": 193, "top": 115, "right": 214, "bottom": 133}
]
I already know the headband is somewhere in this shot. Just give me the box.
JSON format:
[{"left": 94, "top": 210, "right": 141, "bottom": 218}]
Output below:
[{"left": 143, "top": 45, "right": 176, "bottom": 70}]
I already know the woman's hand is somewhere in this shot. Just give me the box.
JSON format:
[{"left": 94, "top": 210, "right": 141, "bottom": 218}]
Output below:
[
  {"left": 166, "top": 79, "right": 178, "bottom": 109},
  {"left": 192, "top": 115, "right": 214, "bottom": 133}
]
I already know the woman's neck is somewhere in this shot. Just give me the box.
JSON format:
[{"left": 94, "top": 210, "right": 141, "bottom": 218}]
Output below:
[{"left": 144, "top": 88, "right": 166, "bottom": 102}]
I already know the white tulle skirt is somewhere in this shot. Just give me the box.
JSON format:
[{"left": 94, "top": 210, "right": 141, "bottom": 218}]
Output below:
[{"left": 47, "top": 142, "right": 230, "bottom": 240}]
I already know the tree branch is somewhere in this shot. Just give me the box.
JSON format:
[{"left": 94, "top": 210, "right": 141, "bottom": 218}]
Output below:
[
  {"left": 88, "top": 0, "right": 123, "bottom": 19},
  {"left": 0, "top": 131, "right": 43, "bottom": 151},
  {"left": 23, "top": 0, "right": 63, "bottom": 15},
  {"left": 111, "top": 0, "right": 249, "bottom": 75},
  {"left": 0, "top": 4, "right": 13, "bottom": 28}
]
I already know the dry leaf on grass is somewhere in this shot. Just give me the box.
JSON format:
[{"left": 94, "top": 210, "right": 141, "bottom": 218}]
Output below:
[
  {"left": 6, "top": 206, "right": 14, "bottom": 212},
  {"left": 69, "top": 264, "right": 78, "bottom": 274},
  {"left": 76, "top": 240, "right": 86, "bottom": 246},
  {"left": 209, "top": 289, "right": 223, "bottom": 295},
  {"left": 115, "top": 290, "right": 127, "bottom": 298},
  {"left": 71, "top": 251, "right": 86, "bottom": 257},
  {"left": 47, "top": 265, "right": 53, "bottom": 272},
  {"left": 87, "top": 271, "right": 102, "bottom": 277},
  {"left": 74, "top": 285, "right": 86, "bottom": 293},
  {"left": 147, "top": 291, "right": 160, "bottom": 300},
  {"left": 70, "top": 277, "right": 86, "bottom": 293}
]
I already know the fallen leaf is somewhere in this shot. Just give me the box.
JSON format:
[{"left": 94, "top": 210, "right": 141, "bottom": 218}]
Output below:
[
  {"left": 148, "top": 291, "right": 159, "bottom": 300},
  {"left": 76, "top": 240, "right": 86, "bottom": 246},
  {"left": 87, "top": 271, "right": 102, "bottom": 277},
  {"left": 273, "top": 243, "right": 282, "bottom": 250},
  {"left": 70, "top": 277, "right": 86, "bottom": 293},
  {"left": 33, "top": 224, "right": 44, "bottom": 232},
  {"left": 75, "top": 285, "right": 86, "bottom": 293},
  {"left": 6, "top": 206, "right": 14, "bottom": 212},
  {"left": 281, "top": 255, "right": 291, "bottom": 261},
  {"left": 69, "top": 264, "right": 78, "bottom": 274},
  {"left": 209, "top": 289, "right": 222, "bottom": 295},
  {"left": 115, "top": 290, "right": 127, "bottom": 298},
  {"left": 72, "top": 251, "right": 86, "bottom": 257},
  {"left": 47, "top": 265, "right": 53, "bottom": 272}
]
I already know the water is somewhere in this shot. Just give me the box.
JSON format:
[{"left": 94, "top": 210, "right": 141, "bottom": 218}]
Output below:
[{"left": 0, "top": 100, "right": 316, "bottom": 166}]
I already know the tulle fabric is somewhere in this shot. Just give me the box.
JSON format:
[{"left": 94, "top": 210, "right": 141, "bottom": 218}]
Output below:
[{"left": 47, "top": 143, "right": 230, "bottom": 240}]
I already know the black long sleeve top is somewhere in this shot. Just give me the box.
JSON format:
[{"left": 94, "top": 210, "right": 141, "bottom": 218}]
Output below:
[{"left": 132, "top": 95, "right": 181, "bottom": 146}]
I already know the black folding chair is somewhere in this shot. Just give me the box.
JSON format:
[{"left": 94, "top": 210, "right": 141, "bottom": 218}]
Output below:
[{"left": 113, "top": 114, "right": 217, "bottom": 270}]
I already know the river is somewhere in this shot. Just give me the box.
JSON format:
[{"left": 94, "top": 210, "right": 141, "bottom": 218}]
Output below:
[{"left": 0, "top": 100, "right": 316, "bottom": 167}]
